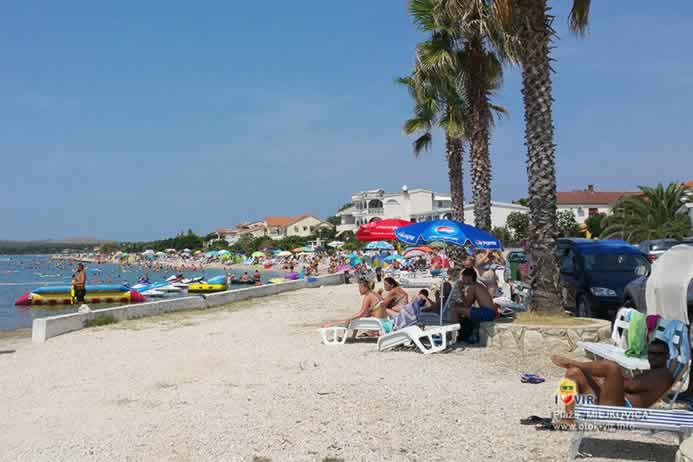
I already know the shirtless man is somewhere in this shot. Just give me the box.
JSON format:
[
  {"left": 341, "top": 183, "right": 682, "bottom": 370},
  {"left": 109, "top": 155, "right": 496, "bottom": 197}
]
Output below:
[
  {"left": 552, "top": 339, "right": 673, "bottom": 414},
  {"left": 451, "top": 268, "right": 497, "bottom": 323}
]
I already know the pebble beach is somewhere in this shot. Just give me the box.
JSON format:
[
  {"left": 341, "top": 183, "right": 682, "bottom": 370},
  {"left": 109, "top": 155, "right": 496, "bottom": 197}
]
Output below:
[{"left": 0, "top": 284, "right": 680, "bottom": 461}]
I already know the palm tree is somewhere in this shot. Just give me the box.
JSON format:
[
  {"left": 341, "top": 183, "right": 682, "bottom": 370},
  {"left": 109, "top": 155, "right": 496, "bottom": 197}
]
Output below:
[
  {"left": 398, "top": 69, "right": 466, "bottom": 226},
  {"left": 601, "top": 183, "right": 692, "bottom": 242},
  {"left": 401, "top": 2, "right": 467, "bottom": 224},
  {"left": 461, "top": 37, "right": 506, "bottom": 231},
  {"left": 409, "top": 0, "right": 506, "bottom": 232},
  {"left": 441, "top": 0, "right": 591, "bottom": 313}
]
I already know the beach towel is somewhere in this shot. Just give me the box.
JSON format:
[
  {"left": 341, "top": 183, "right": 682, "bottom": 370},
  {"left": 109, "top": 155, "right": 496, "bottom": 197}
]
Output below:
[
  {"left": 659, "top": 319, "right": 690, "bottom": 370},
  {"left": 394, "top": 299, "right": 424, "bottom": 330},
  {"left": 646, "top": 314, "right": 662, "bottom": 339},
  {"left": 625, "top": 311, "right": 647, "bottom": 358}
]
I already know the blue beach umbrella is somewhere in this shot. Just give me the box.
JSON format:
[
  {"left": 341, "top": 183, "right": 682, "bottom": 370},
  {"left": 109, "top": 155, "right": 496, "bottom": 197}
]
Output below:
[
  {"left": 395, "top": 219, "right": 502, "bottom": 250},
  {"left": 364, "top": 241, "right": 395, "bottom": 251},
  {"left": 397, "top": 220, "right": 502, "bottom": 327}
]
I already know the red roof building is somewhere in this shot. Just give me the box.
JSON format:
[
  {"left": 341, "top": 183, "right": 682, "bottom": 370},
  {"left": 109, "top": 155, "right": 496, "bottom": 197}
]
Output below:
[{"left": 556, "top": 184, "right": 638, "bottom": 224}]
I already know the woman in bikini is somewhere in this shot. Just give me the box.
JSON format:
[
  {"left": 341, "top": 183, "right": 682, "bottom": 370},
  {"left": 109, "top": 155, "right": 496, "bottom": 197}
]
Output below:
[
  {"left": 381, "top": 277, "right": 409, "bottom": 317},
  {"left": 322, "top": 279, "right": 388, "bottom": 328}
]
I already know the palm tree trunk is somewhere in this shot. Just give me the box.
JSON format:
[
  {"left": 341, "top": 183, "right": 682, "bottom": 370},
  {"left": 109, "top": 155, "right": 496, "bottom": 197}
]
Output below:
[
  {"left": 464, "top": 37, "right": 493, "bottom": 232},
  {"left": 446, "top": 133, "right": 465, "bottom": 267},
  {"left": 517, "top": 0, "right": 563, "bottom": 313},
  {"left": 447, "top": 134, "right": 465, "bottom": 222}
]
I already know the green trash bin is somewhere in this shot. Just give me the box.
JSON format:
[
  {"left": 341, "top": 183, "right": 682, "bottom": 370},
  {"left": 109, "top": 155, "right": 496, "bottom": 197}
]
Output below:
[{"left": 507, "top": 252, "right": 527, "bottom": 281}]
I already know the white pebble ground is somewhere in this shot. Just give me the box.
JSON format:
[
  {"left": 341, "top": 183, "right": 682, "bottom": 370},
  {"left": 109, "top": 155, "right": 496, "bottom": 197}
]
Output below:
[{"left": 0, "top": 284, "right": 681, "bottom": 461}]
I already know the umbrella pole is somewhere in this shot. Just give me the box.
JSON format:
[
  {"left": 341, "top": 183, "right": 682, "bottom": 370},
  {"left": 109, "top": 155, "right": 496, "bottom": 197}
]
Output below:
[{"left": 441, "top": 245, "right": 446, "bottom": 326}]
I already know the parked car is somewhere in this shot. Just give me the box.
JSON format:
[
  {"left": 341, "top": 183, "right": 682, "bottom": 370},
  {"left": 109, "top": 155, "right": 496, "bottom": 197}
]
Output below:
[
  {"left": 623, "top": 276, "right": 693, "bottom": 314},
  {"left": 557, "top": 238, "right": 650, "bottom": 319},
  {"left": 638, "top": 239, "right": 680, "bottom": 262}
]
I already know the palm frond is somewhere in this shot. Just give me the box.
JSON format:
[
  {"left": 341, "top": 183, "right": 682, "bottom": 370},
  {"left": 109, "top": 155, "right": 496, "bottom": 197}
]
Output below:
[
  {"left": 408, "top": 0, "right": 437, "bottom": 31},
  {"left": 569, "top": 0, "right": 591, "bottom": 35},
  {"left": 413, "top": 132, "right": 433, "bottom": 156}
]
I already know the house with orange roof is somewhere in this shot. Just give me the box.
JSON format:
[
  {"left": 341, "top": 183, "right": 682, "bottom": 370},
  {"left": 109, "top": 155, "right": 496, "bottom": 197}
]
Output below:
[
  {"left": 264, "top": 215, "right": 334, "bottom": 240},
  {"left": 556, "top": 184, "right": 638, "bottom": 224}
]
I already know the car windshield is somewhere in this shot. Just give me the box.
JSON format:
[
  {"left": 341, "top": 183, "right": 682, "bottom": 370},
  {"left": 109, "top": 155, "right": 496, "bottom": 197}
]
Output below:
[{"left": 582, "top": 252, "right": 647, "bottom": 273}]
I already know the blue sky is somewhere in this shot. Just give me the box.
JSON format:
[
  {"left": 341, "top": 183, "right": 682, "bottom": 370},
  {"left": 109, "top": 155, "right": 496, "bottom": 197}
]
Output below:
[{"left": 2, "top": 1, "right": 692, "bottom": 241}]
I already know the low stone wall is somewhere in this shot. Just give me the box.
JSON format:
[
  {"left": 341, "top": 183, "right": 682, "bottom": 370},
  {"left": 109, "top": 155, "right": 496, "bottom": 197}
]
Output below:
[
  {"left": 477, "top": 318, "right": 612, "bottom": 354},
  {"left": 32, "top": 273, "right": 346, "bottom": 343}
]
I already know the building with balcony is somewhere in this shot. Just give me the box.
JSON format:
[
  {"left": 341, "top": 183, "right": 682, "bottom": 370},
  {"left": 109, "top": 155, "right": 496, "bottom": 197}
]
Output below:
[{"left": 336, "top": 186, "right": 527, "bottom": 234}]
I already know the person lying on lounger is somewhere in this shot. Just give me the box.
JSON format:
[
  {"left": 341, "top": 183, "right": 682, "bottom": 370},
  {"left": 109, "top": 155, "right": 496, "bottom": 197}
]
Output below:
[
  {"left": 322, "top": 279, "right": 390, "bottom": 331},
  {"left": 552, "top": 339, "right": 673, "bottom": 415}
]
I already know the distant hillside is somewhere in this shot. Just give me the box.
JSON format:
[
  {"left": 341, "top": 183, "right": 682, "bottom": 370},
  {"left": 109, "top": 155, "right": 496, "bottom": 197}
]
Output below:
[{"left": 0, "top": 239, "right": 116, "bottom": 255}]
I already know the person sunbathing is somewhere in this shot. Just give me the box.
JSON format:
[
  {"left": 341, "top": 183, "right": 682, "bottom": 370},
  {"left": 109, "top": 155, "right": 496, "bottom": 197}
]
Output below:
[
  {"left": 552, "top": 339, "right": 673, "bottom": 416},
  {"left": 381, "top": 277, "right": 409, "bottom": 316},
  {"left": 322, "top": 279, "right": 390, "bottom": 331}
]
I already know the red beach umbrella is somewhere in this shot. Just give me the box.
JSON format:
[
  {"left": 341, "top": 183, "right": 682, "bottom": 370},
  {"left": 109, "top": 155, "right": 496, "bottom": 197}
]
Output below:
[{"left": 356, "top": 219, "right": 413, "bottom": 242}]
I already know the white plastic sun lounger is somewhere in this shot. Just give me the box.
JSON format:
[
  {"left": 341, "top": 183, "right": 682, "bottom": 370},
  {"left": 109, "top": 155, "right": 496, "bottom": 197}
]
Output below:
[
  {"left": 377, "top": 323, "right": 460, "bottom": 355},
  {"left": 569, "top": 404, "right": 693, "bottom": 461},
  {"left": 319, "top": 318, "right": 388, "bottom": 345}
]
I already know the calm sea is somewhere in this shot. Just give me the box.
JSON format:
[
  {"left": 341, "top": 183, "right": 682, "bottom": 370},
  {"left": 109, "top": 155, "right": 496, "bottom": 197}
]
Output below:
[{"left": 0, "top": 255, "right": 277, "bottom": 331}]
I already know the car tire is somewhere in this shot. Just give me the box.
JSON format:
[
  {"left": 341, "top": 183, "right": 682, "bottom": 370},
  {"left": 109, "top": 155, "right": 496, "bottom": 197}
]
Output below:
[{"left": 577, "top": 295, "right": 594, "bottom": 318}]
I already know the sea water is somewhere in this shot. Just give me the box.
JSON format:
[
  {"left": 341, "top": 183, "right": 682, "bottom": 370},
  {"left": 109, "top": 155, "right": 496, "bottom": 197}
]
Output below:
[{"left": 0, "top": 255, "right": 277, "bottom": 331}]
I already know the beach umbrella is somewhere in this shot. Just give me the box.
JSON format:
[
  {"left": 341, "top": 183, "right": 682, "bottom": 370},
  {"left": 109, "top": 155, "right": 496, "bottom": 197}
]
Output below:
[
  {"left": 291, "top": 247, "right": 303, "bottom": 253},
  {"left": 218, "top": 249, "right": 230, "bottom": 255},
  {"left": 384, "top": 255, "right": 403, "bottom": 263},
  {"left": 277, "top": 250, "right": 292, "bottom": 257},
  {"left": 327, "top": 241, "right": 344, "bottom": 248},
  {"left": 364, "top": 241, "right": 394, "bottom": 251},
  {"left": 156, "top": 251, "right": 166, "bottom": 256},
  {"left": 397, "top": 220, "right": 501, "bottom": 326},
  {"left": 302, "top": 246, "right": 314, "bottom": 253},
  {"left": 402, "top": 246, "right": 434, "bottom": 258},
  {"left": 205, "top": 250, "right": 219, "bottom": 257},
  {"left": 251, "top": 251, "right": 265, "bottom": 258},
  {"left": 395, "top": 220, "right": 502, "bottom": 250},
  {"left": 183, "top": 248, "right": 191, "bottom": 253},
  {"left": 165, "top": 248, "right": 177, "bottom": 253},
  {"left": 356, "top": 218, "right": 413, "bottom": 242},
  {"left": 142, "top": 249, "right": 155, "bottom": 256},
  {"left": 194, "top": 250, "right": 203, "bottom": 255}
]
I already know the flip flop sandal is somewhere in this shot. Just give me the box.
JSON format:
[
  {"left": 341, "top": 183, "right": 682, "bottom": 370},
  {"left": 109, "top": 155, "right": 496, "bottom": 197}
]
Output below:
[
  {"left": 521, "top": 374, "right": 545, "bottom": 384},
  {"left": 520, "top": 415, "right": 551, "bottom": 426}
]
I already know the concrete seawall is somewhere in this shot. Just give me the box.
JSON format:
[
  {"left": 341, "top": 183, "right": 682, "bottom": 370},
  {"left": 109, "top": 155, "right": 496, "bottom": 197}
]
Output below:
[{"left": 32, "top": 273, "right": 345, "bottom": 343}]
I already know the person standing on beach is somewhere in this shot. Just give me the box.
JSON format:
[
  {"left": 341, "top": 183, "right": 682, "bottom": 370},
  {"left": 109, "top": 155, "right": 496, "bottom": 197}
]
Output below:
[{"left": 71, "top": 263, "right": 88, "bottom": 310}]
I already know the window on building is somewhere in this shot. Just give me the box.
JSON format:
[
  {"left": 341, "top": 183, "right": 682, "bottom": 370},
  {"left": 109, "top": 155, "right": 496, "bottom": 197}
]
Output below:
[
  {"left": 577, "top": 207, "right": 585, "bottom": 217},
  {"left": 294, "top": 226, "right": 298, "bottom": 232},
  {"left": 303, "top": 226, "right": 308, "bottom": 231},
  {"left": 309, "top": 226, "right": 314, "bottom": 231},
  {"left": 437, "top": 201, "right": 443, "bottom": 208}
]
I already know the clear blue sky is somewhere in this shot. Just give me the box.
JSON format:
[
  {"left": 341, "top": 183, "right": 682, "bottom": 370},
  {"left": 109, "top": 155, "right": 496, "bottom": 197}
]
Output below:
[{"left": 2, "top": 1, "right": 692, "bottom": 241}]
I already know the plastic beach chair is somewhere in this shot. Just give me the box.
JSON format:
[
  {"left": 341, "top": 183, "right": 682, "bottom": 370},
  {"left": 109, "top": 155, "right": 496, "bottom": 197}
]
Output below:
[
  {"left": 377, "top": 323, "right": 460, "bottom": 355},
  {"left": 568, "top": 324, "right": 691, "bottom": 460},
  {"left": 319, "top": 318, "right": 388, "bottom": 345},
  {"left": 569, "top": 404, "right": 693, "bottom": 461}
]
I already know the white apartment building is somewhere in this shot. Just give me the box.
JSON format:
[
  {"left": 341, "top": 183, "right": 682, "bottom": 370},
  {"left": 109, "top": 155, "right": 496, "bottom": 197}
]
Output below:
[{"left": 336, "top": 186, "right": 527, "bottom": 234}]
